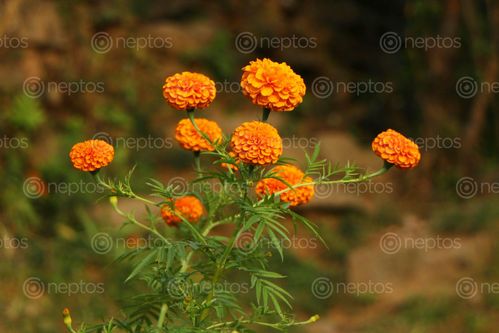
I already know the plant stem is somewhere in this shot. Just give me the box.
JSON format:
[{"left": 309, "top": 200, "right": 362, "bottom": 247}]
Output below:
[
  {"left": 157, "top": 303, "right": 168, "bottom": 328},
  {"left": 180, "top": 220, "right": 216, "bottom": 273},
  {"left": 206, "top": 314, "right": 319, "bottom": 330},
  {"left": 108, "top": 197, "right": 172, "bottom": 245},
  {"left": 262, "top": 107, "right": 271, "bottom": 122},
  {"left": 273, "top": 162, "right": 393, "bottom": 197},
  {"left": 193, "top": 151, "right": 202, "bottom": 176}
]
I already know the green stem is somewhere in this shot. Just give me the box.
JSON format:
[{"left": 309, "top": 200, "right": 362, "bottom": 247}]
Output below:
[
  {"left": 157, "top": 303, "right": 168, "bottom": 328},
  {"left": 187, "top": 109, "right": 228, "bottom": 157},
  {"left": 180, "top": 220, "right": 216, "bottom": 273},
  {"left": 94, "top": 173, "right": 157, "bottom": 205},
  {"left": 109, "top": 197, "right": 171, "bottom": 246},
  {"left": 206, "top": 314, "right": 319, "bottom": 330},
  {"left": 193, "top": 151, "right": 202, "bottom": 176},
  {"left": 187, "top": 109, "right": 212, "bottom": 144},
  {"left": 208, "top": 163, "right": 393, "bottom": 226},
  {"left": 262, "top": 107, "right": 271, "bottom": 122},
  {"left": 200, "top": 171, "right": 252, "bottom": 321},
  {"left": 200, "top": 227, "right": 241, "bottom": 321},
  {"left": 273, "top": 163, "right": 393, "bottom": 197}
]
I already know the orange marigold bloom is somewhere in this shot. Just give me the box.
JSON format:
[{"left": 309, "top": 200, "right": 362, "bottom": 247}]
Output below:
[
  {"left": 161, "top": 196, "right": 204, "bottom": 226},
  {"left": 163, "top": 72, "right": 216, "bottom": 110},
  {"left": 372, "top": 129, "right": 421, "bottom": 169},
  {"left": 69, "top": 139, "right": 114, "bottom": 172},
  {"left": 256, "top": 165, "right": 314, "bottom": 206},
  {"left": 175, "top": 118, "right": 222, "bottom": 152},
  {"left": 240, "top": 58, "right": 306, "bottom": 112},
  {"left": 230, "top": 121, "right": 283, "bottom": 165}
]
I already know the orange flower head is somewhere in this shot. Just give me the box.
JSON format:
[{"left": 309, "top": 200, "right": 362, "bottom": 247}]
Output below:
[
  {"left": 372, "top": 129, "right": 421, "bottom": 169},
  {"left": 240, "top": 58, "right": 306, "bottom": 111},
  {"left": 175, "top": 118, "right": 222, "bottom": 152},
  {"left": 221, "top": 151, "right": 240, "bottom": 171},
  {"left": 69, "top": 139, "right": 114, "bottom": 172},
  {"left": 161, "top": 195, "right": 204, "bottom": 226},
  {"left": 256, "top": 165, "right": 314, "bottom": 206},
  {"left": 230, "top": 121, "right": 283, "bottom": 165},
  {"left": 163, "top": 72, "right": 216, "bottom": 110}
]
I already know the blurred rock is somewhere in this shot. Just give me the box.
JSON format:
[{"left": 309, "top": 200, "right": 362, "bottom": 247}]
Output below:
[
  {"left": 140, "top": 21, "right": 216, "bottom": 55},
  {"left": 1, "top": 0, "right": 68, "bottom": 48},
  {"left": 348, "top": 215, "right": 493, "bottom": 304}
]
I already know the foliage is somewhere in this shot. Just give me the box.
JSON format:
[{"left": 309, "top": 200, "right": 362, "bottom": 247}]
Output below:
[{"left": 66, "top": 110, "right": 391, "bottom": 333}]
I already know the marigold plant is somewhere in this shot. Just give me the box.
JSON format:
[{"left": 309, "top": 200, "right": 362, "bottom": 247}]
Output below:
[{"left": 65, "top": 61, "right": 419, "bottom": 333}]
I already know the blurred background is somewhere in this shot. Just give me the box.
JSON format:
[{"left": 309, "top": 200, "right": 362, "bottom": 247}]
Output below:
[{"left": 1, "top": 0, "right": 499, "bottom": 332}]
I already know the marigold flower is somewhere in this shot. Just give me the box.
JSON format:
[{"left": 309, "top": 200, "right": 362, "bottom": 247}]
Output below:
[
  {"left": 175, "top": 118, "right": 222, "bottom": 152},
  {"left": 230, "top": 121, "right": 283, "bottom": 165},
  {"left": 256, "top": 165, "right": 314, "bottom": 206},
  {"left": 372, "top": 129, "right": 421, "bottom": 169},
  {"left": 69, "top": 139, "right": 114, "bottom": 172},
  {"left": 240, "top": 58, "right": 306, "bottom": 111},
  {"left": 163, "top": 72, "right": 216, "bottom": 110},
  {"left": 161, "top": 196, "right": 204, "bottom": 226}
]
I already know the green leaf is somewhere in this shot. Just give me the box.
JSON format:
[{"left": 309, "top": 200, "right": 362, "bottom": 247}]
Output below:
[{"left": 125, "top": 249, "right": 158, "bottom": 282}]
